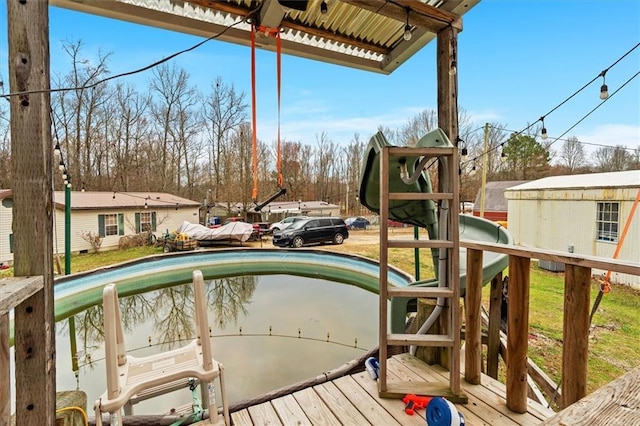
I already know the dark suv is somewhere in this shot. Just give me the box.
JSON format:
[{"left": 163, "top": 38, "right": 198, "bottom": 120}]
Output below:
[{"left": 272, "top": 217, "right": 349, "bottom": 248}]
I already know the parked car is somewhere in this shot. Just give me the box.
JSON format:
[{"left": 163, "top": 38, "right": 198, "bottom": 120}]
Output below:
[
  {"left": 269, "top": 216, "right": 308, "bottom": 233},
  {"left": 345, "top": 216, "right": 370, "bottom": 230},
  {"left": 272, "top": 217, "right": 349, "bottom": 248}
]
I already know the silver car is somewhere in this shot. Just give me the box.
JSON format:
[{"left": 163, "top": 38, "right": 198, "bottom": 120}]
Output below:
[{"left": 268, "top": 216, "right": 308, "bottom": 233}]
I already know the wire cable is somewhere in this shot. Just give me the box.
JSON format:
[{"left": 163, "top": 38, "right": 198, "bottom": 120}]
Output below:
[{"left": 0, "top": 8, "right": 259, "bottom": 99}]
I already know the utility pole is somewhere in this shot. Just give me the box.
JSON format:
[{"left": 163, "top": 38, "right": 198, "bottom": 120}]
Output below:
[{"left": 480, "top": 123, "right": 489, "bottom": 218}]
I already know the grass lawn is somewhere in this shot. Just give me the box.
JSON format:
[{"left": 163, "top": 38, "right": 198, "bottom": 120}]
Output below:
[{"left": 4, "top": 234, "right": 638, "bottom": 397}]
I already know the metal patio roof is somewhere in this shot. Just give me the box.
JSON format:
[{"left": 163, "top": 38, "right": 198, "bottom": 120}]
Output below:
[{"left": 50, "top": 0, "right": 480, "bottom": 74}]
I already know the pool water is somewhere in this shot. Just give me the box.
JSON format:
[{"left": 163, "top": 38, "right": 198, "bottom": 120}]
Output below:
[{"left": 51, "top": 274, "right": 380, "bottom": 414}]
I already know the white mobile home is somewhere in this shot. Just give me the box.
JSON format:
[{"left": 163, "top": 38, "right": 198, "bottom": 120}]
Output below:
[
  {"left": 0, "top": 190, "right": 201, "bottom": 264},
  {"left": 505, "top": 171, "right": 640, "bottom": 286}
]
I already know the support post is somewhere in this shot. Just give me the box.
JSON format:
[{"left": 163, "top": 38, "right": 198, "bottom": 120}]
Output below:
[
  {"left": 8, "top": 1, "right": 56, "bottom": 424},
  {"left": 436, "top": 24, "right": 459, "bottom": 370},
  {"left": 464, "top": 248, "right": 483, "bottom": 384},
  {"left": 487, "top": 271, "right": 503, "bottom": 379},
  {"left": 65, "top": 184, "right": 71, "bottom": 274},
  {"left": 562, "top": 264, "right": 591, "bottom": 408},
  {"left": 506, "top": 255, "right": 530, "bottom": 413}
]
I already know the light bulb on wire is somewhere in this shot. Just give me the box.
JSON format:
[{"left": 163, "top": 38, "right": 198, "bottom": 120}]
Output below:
[
  {"left": 403, "top": 7, "right": 412, "bottom": 41},
  {"left": 599, "top": 70, "right": 609, "bottom": 100},
  {"left": 54, "top": 142, "right": 61, "bottom": 156},
  {"left": 540, "top": 117, "right": 548, "bottom": 140}
]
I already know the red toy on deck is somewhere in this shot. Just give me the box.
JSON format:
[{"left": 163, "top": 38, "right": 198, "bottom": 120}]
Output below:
[{"left": 402, "top": 394, "right": 433, "bottom": 415}]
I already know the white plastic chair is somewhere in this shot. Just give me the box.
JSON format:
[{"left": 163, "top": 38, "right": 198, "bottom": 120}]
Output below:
[{"left": 94, "top": 270, "right": 229, "bottom": 425}]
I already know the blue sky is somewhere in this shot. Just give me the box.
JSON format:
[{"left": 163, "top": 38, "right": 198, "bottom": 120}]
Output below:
[{"left": 1, "top": 1, "right": 639, "bottom": 156}]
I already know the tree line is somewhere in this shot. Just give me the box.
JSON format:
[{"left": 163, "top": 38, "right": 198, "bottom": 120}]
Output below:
[{"left": 0, "top": 40, "right": 637, "bottom": 215}]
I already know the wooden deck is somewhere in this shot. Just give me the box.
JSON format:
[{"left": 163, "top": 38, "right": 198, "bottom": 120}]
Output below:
[{"left": 228, "top": 353, "right": 555, "bottom": 425}]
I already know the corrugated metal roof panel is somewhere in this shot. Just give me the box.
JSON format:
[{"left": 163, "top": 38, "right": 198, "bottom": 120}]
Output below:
[{"left": 51, "top": 0, "right": 481, "bottom": 74}]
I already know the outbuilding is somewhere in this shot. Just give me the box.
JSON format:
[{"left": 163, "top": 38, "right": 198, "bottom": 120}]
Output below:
[
  {"left": 505, "top": 171, "right": 640, "bottom": 286},
  {"left": 473, "top": 180, "right": 527, "bottom": 224}
]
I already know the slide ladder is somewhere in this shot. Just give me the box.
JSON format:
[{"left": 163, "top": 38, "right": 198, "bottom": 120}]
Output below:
[{"left": 378, "top": 145, "right": 466, "bottom": 402}]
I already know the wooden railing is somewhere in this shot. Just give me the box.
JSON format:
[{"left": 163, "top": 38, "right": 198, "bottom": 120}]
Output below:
[{"left": 460, "top": 240, "right": 640, "bottom": 413}]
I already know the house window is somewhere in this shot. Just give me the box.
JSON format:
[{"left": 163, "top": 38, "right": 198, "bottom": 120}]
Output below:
[
  {"left": 135, "top": 212, "right": 157, "bottom": 233},
  {"left": 98, "top": 213, "right": 124, "bottom": 237},
  {"left": 596, "top": 202, "right": 619, "bottom": 243}
]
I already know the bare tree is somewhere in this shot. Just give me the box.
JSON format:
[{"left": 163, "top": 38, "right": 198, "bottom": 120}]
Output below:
[
  {"left": 52, "top": 40, "right": 112, "bottom": 189},
  {"left": 559, "top": 136, "right": 588, "bottom": 173},
  {"left": 593, "top": 145, "right": 634, "bottom": 172},
  {"left": 0, "top": 103, "right": 10, "bottom": 187},
  {"left": 203, "top": 77, "right": 248, "bottom": 202},
  {"left": 149, "top": 63, "right": 201, "bottom": 192}
]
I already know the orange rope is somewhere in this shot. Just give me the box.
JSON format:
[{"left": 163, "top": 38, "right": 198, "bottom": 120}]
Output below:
[
  {"left": 251, "top": 25, "right": 258, "bottom": 201},
  {"left": 250, "top": 25, "right": 284, "bottom": 201},
  {"left": 601, "top": 188, "right": 640, "bottom": 293},
  {"left": 276, "top": 30, "right": 283, "bottom": 188}
]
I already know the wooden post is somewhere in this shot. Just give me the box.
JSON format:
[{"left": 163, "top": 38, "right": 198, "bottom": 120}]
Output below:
[
  {"left": 437, "top": 24, "right": 458, "bottom": 371},
  {"left": 562, "top": 264, "right": 591, "bottom": 408},
  {"left": 506, "top": 255, "right": 530, "bottom": 414},
  {"left": 487, "top": 271, "right": 503, "bottom": 379},
  {"left": 1, "top": 313, "right": 8, "bottom": 424},
  {"left": 8, "top": 1, "right": 56, "bottom": 425},
  {"left": 464, "top": 248, "right": 483, "bottom": 384}
]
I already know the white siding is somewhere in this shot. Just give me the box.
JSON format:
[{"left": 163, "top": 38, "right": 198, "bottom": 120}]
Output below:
[
  {"left": 0, "top": 200, "right": 13, "bottom": 264},
  {"left": 506, "top": 186, "right": 640, "bottom": 286},
  {"left": 54, "top": 206, "right": 200, "bottom": 253}
]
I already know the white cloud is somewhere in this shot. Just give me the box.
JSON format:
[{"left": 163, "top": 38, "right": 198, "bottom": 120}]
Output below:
[{"left": 573, "top": 124, "right": 640, "bottom": 153}]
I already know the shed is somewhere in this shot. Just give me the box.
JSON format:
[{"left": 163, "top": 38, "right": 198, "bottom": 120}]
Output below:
[
  {"left": 473, "top": 180, "right": 527, "bottom": 223},
  {"left": 0, "top": 190, "right": 201, "bottom": 264},
  {"left": 505, "top": 171, "right": 640, "bottom": 286}
]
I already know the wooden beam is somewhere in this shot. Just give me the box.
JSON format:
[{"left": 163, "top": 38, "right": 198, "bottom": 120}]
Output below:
[
  {"left": 461, "top": 240, "right": 640, "bottom": 276},
  {"left": 1, "top": 314, "right": 8, "bottom": 425},
  {"left": 562, "top": 264, "right": 591, "bottom": 408},
  {"left": 343, "top": 0, "right": 462, "bottom": 32},
  {"left": 464, "top": 248, "right": 483, "bottom": 384},
  {"left": 486, "top": 272, "right": 503, "bottom": 379},
  {"left": 7, "top": 0, "right": 56, "bottom": 424},
  {"left": 506, "top": 255, "right": 530, "bottom": 414}
]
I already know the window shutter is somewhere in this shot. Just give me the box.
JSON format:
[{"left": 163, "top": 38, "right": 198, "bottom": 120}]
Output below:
[
  {"left": 9, "top": 233, "right": 14, "bottom": 253},
  {"left": 135, "top": 213, "right": 141, "bottom": 233},
  {"left": 151, "top": 212, "right": 157, "bottom": 231},
  {"left": 98, "top": 214, "right": 106, "bottom": 237},
  {"left": 118, "top": 213, "right": 125, "bottom": 235}
]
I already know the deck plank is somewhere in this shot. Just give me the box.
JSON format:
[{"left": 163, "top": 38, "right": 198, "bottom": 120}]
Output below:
[
  {"left": 396, "top": 353, "right": 551, "bottom": 425},
  {"left": 332, "top": 375, "right": 401, "bottom": 425},
  {"left": 291, "top": 387, "right": 341, "bottom": 425},
  {"left": 313, "top": 381, "right": 370, "bottom": 425},
  {"left": 247, "top": 401, "right": 283, "bottom": 425},
  {"left": 541, "top": 366, "right": 640, "bottom": 425},
  {"left": 270, "top": 394, "right": 311, "bottom": 425},
  {"left": 388, "top": 356, "right": 516, "bottom": 426},
  {"left": 351, "top": 370, "right": 425, "bottom": 425},
  {"left": 231, "top": 409, "right": 252, "bottom": 425}
]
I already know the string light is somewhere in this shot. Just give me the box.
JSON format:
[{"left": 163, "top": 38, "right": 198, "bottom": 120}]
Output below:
[
  {"left": 599, "top": 70, "right": 609, "bottom": 100},
  {"left": 320, "top": 0, "right": 328, "bottom": 15},
  {"left": 403, "top": 7, "right": 412, "bottom": 41},
  {"left": 58, "top": 159, "right": 65, "bottom": 171},
  {"left": 54, "top": 142, "right": 61, "bottom": 156},
  {"left": 540, "top": 117, "right": 548, "bottom": 140}
]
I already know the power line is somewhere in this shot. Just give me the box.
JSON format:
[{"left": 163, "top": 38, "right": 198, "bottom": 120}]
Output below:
[{"left": 460, "top": 43, "right": 639, "bottom": 166}]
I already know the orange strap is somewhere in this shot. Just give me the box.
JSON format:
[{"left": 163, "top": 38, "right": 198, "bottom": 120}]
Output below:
[{"left": 250, "top": 25, "right": 284, "bottom": 201}]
